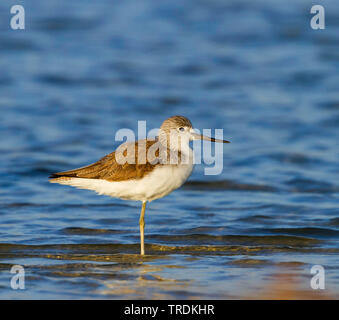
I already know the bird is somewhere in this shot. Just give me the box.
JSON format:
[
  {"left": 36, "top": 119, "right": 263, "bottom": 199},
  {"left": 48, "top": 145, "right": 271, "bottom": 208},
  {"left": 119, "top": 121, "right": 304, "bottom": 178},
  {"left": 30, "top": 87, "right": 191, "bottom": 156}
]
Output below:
[{"left": 49, "top": 116, "right": 230, "bottom": 255}]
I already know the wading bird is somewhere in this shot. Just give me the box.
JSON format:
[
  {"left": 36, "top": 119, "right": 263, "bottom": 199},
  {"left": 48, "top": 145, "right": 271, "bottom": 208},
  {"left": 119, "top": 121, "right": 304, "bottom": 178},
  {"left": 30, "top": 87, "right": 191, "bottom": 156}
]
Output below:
[{"left": 49, "top": 116, "right": 230, "bottom": 255}]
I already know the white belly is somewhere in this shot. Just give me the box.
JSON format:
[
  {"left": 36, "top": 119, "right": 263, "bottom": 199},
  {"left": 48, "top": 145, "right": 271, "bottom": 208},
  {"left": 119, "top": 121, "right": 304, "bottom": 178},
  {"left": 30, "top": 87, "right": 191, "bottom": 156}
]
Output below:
[{"left": 55, "top": 163, "right": 193, "bottom": 202}]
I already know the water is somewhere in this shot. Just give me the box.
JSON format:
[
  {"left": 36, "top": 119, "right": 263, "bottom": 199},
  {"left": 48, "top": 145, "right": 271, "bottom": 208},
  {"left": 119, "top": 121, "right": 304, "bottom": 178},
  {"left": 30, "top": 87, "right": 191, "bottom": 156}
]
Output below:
[{"left": 0, "top": 0, "right": 339, "bottom": 299}]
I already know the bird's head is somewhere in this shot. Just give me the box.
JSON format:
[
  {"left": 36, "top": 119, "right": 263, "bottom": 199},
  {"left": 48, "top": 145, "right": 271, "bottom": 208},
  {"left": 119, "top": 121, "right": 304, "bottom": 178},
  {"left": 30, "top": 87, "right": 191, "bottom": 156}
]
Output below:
[{"left": 159, "top": 115, "right": 230, "bottom": 150}]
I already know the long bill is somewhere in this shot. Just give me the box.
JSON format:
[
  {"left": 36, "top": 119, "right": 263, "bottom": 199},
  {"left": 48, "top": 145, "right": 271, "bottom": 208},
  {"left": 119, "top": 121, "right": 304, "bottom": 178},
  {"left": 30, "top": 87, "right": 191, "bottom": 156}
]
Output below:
[{"left": 190, "top": 132, "right": 230, "bottom": 143}]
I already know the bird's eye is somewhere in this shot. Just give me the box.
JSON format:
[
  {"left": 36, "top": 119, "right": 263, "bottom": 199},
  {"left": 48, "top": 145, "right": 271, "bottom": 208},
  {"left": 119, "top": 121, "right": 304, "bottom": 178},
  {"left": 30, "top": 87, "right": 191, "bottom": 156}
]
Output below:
[{"left": 179, "top": 127, "right": 185, "bottom": 132}]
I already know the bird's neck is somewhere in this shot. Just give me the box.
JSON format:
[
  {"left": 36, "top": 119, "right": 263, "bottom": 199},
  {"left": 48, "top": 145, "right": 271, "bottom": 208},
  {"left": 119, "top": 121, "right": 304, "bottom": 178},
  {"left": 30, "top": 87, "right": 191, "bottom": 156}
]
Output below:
[
  {"left": 158, "top": 133, "right": 189, "bottom": 151},
  {"left": 158, "top": 134, "right": 193, "bottom": 165}
]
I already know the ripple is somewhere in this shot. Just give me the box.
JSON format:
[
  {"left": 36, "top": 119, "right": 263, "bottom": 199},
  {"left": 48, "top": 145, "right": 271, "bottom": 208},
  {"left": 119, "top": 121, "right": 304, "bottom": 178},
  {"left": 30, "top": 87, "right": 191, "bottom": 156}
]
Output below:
[
  {"left": 148, "top": 234, "right": 320, "bottom": 246},
  {"left": 61, "top": 227, "right": 130, "bottom": 235},
  {"left": 319, "top": 100, "right": 339, "bottom": 110},
  {"left": 228, "top": 258, "right": 271, "bottom": 266},
  {"left": 267, "top": 227, "right": 339, "bottom": 239},
  {"left": 328, "top": 218, "right": 339, "bottom": 226},
  {"left": 34, "top": 17, "right": 98, "bottom": 32},
  {"left": 37, "top": 74, "right": 120, "bottom": 88},
  {"left": 286, "top": 178, "right": 339, "bottom": 193},
  {"left": 173, "top": 64, "right": 207, "bottom": 76},
  {"left": 0, "top": 239, "right": 328, "bottom": 259},
  {"left": 183, "top": 180, "right": 275, "bottom": 192},
  {"left": 269, "top": 152, "right": 323, "bottom": 166},
  {"left": 0, "top": 37, "right": 39, "bottom": 51}
]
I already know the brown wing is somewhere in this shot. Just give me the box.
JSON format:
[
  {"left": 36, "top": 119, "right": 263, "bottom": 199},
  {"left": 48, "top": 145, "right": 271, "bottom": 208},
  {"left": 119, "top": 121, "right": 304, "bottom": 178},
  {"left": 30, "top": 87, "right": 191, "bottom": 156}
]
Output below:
[{"left": 49, "top": 140, "right": 161, "bottom": 182}]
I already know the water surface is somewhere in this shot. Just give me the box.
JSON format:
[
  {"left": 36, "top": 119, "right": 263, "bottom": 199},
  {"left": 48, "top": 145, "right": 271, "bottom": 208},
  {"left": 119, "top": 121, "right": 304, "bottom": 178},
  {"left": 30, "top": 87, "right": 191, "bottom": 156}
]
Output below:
[{"left": 0, "top": 0, "right": 339, "bottom": 299}]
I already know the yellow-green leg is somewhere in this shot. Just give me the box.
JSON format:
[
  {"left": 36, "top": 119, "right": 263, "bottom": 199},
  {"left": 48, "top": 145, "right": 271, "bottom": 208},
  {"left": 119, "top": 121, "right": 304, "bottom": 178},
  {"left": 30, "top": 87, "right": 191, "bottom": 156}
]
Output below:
[{"left": 139, "top": 201, "right": 147, "bottom": 255}]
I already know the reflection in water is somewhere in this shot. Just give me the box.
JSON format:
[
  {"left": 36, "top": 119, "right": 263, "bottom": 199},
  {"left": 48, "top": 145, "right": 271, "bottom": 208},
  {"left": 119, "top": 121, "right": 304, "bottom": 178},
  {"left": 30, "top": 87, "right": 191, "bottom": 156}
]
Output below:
[
  {"left": 98, "top": 263, "right": 193, "bottom": 299},
  {"left": 1, "top": 241, "right": 338, "bottom": 298},
  {"left": 247, "top": 273, "right": 334, "bottom": 300}
]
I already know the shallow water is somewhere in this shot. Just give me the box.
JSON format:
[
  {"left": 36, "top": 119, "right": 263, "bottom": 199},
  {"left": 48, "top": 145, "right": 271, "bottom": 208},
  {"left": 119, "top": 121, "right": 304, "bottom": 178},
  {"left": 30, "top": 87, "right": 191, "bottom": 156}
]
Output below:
[{"left": 0, "top": 0, "right": 339, "bottom": 299}]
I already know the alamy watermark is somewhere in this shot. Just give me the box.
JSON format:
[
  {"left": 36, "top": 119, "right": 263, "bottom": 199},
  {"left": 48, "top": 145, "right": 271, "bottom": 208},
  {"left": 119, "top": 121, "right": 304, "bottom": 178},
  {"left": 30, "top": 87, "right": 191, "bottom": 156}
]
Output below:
[
  {"left": 113, "top": 121, "right": 227, "bottom": 175},
  {"left": 7, "top": 264, "right": 327, "bottom": 292},
  {"left": 9, "top": 4, "right": 326, "bottom": 31},
  {"left": 10, "top": 5, "right": 25, "bottom": 30},
  {"left": 10, "top": 265, "right": 25, "bottom": 290},
  {"left": 310, "top": 5, "right": 325, "bottom": 29},
  {"left": 310, "top": 265, "right": 325, "bottom": 290}
]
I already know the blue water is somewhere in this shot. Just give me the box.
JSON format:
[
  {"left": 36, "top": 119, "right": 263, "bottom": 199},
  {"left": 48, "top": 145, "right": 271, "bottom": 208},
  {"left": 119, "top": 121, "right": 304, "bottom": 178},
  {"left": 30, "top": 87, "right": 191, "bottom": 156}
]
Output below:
[{"left": 0, "top": 0, "right": 339, "bottom": 299}]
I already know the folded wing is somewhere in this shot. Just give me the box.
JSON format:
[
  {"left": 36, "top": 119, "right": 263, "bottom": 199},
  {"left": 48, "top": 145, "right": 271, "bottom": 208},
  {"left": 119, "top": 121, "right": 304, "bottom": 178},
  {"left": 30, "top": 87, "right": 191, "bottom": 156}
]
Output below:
[{"left": 49, "top": 140, "right": 160, "bottom": 182}]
